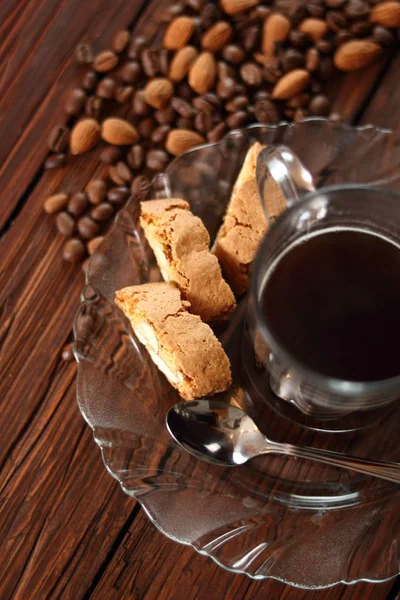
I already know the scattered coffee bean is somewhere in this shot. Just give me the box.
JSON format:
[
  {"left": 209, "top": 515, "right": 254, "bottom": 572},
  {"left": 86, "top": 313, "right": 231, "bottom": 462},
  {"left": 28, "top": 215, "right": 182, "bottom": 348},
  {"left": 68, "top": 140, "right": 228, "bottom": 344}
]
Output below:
[
  {"left": 306, "top": 47, "right": 320, "bottom": 71},
  {"left": 127, "top": 144, "right": 145, "bottom": 169},
  {"left": 262, "top": 57, "right": 282, "bottom": 84},
  {"left": 127, "top": 35, "right": 148, "bottom": 60},
  {"left": 309, "top": 94, "right": 331, "bottom": 116},
  {"left": 194, "top": 111, "right": 213, "bottom": 133},
  {"left": 81, "top": 70, "right": 97, "bottom": 91},
  {"left": 115, "top": 85, "right": 134, "bottom": 104},
  {"left": 48, "top": 126, "right": 70, "bottom": 153},
  {"left": 87, "top": 180, "right": 107, "bottom": 205},
  {"left": 155, "top": 105, "right": 176, "bottom": 124},
  {"left": 93, "top": 50, "right": 119, "bottom": 72},
  {"left": 319, "top": 56, "right": 335, "bottom": 80},
  {"left": 334, "top": 29, "right": 353, "bottom": 46},
  {"left": 176, "top": 81, "right": 194, "bottom": 99},
  {"left": 280, "top": 48, "right": 306, "bottom": 72},
  {"left": 186, "top": 0, "right": 203, "bottom": 11},
  {"left": 100, "top": 146, "right": 122, "bottom": 165},
  {"left": 254, "top": 99, "right": 280, "bottom": 124},
  {"left": 159, "top": 48, "right": 170, "bottom": 76},
  {"left": 116, "top": 161, "right": 133, "bottom": 182},
  {"left": 326, "top": 10, "right": 348, "bottom": 31},
  {"left": 207, "top": 122, "right": 227, "bottom": 143},
  {"left": 108, "top": 165, "right": 126, "bottom": 185},
  {"left": 138, "top": 117, "right": 157, "bottom": 139},
  {"left": 87, "top": 236, "right": 105, "bottom": 255},
  {"left": 91, "top": 203, "right": 114, "bottom": 222},
  {"left": 141, "top": 48, "right": 160, "bottom": 77},
  {"left": 289, "top": 30, "right": 309, "bottom": 49},
  {"left": 44, "top": 193, "right": 69, "bottom": 215},
  {"left": 201, "top": 3, "right": 223, "bottom": 29},
  {"left": 225, "top": 111, "right": 249, "bottom": 129},
  {"left": 56, "top": 211, "right": 75, "bottom": 237},
  {"left": 316, "top": 39, "right": 333, "bottom": 54},
  {"left": 171, "top": 96, "right": 197, "bottom": 117},
  {"left": 131, "top": 175, "right": 150, "bottom": 196},
  {"left": 61, "top": 343, "right": 74, "bottom": 361},
  {"left": 75, "top": 43, "right": 94, "bottom": 65},
  {"left": 192, "top": 96, "right": 214, "bottom": 112},
  {"left": 65, "top": 88, "right": 87, "bottom": 115},
  {"left": 44, "top": 153, "right": 67, "bottom": 170},
  {"left": 107, "top": 186, "right": 130, "bottom": 204},
  {"left": 176, "top": 116, "right": 194, "bottom": 129},
  {"left": 133, "top": 90, "right": 151, "bottom": 116},
  {"left": 344, "top": 0, "right": 370, "bottom": 20},
  {"left": 240, "top": 62, "right": 262, "bottom": 86},
  {"left": 225, "top": 95, "right": 249, "bottom": 112},
  {"left": 63, "top": 238, "right": 86, "bottom": 263},
  {"left": 120, "top": 61, "right": 141, "bottom": 83},
  {"left": 77, "top": 215, "right": 100, "bottom": 240},
  {"left": 146, "top": 149, "right": 170, "bottom": 171},
  {"left": 68, "top": 192, "right": 88, "bottom": 217},
  {"left": 218, "top": 60, "right": 235, "bottom": 79},
  {"left": 216, "top": 77, "right": 236, "bottom": 100},
  {"left": 112, "top": 29, "right": 130, "bottom": 54},
  {"left": 287, "top": 93, "right": 310, "bottom": 108},
  {"left": 151, "top": 125, "right": 171, "bottom": 145},
  {"left": 240, "top": 25, "right": 260, "bottom": 52},
  {"left": 349, "top": 20, "right": 371, "bottom": 37},
  {"left": 85, "top": 96, "right": 103, "bottom": 119},
  {"left": 97, "top": 76, "right": 117, "bottom": 99},
  {"left": 222, "top": 44, "right": 245, "bottom": 64},
  {"left": 373, "top": 26, "right": 396, "bottom": 47}
]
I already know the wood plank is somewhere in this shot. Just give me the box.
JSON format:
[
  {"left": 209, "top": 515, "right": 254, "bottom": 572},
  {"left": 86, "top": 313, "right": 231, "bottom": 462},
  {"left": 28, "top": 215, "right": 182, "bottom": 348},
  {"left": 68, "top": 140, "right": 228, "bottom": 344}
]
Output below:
[{"left": 360, "top": 53, "right": 400, "bottom": 128}]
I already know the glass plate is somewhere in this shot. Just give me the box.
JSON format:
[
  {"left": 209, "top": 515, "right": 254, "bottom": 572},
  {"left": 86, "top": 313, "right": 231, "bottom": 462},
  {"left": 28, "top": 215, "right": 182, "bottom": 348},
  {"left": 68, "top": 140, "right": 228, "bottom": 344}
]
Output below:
[{"left": 74, "top": 119, "right": 400, "bottom": 589}]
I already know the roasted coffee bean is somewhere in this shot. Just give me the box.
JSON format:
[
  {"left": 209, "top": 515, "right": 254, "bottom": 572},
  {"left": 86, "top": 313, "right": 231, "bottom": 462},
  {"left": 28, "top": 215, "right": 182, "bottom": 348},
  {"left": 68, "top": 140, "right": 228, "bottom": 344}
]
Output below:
[
  {"left": 306, "top": 0, "right": 325, "bottom": 18},
  {"left": 44, "top": 153, "right": 67, "bottom": 170},
  {"left": 65, "top": 88, "right": 87, "bottom": 115},
  {"left": 325, "top": 0, "right": 346, "bottom": 7},
  {"left": 151, "top": 124, "right": 171, "bottom": 145},
  {"left": 277, "top": 0, "right": 308, "bottom": 20},
  {"left": 108, "top": 165, "right": 126, "bottom": 186},
  {"left": 225, "top": 95, "right": 249, "bottom": 112},
  {"left": 112, "top": 29, "right": 130, "bottom": 54},
  {"left": 240, "top": 62, "right": 262, "bottom": 86},
  {"left": 146, "top": 149, "right": 170, "bottom": 171},
  {"left": 171, "top": 97, "right": 197, "bottom": 118},
  {"left": 90, "top": 202, "right": 114, "bottom": 222},
  {"left": 319, "top": 56, "right": 335, "bottom": 80},
  {"left": 97, "top": 76, "right": 117, "bottom": 99},
  {"left": 176, "top": 81, "right": 194, "bottom": 99},
  {"left": 87, "top": 236, "right": 105, "bottom": 256},
  {"left": 93, "top": 50, "right": 119, "bottom": 72},
  {"left": 311, "top": 80, "right": 323, "bottom": 93},
  {"left": 251, "top": 5, "right": 271, "bottom": 20},
  {"left": 226, "top": 111, "right": 250, "bottom": 129},
  {"left": 280, "top": 48, "right": 305, "bottom": 72},
  {"left": 262, "top": 57, "right": 282, "bottom": 84},
  {"left": 87, "top": 180, "right": 107, "bottom": 205},
  {"left": 133, "top": 90, "right": 151, "bottom": 116},
  {"left": 207, "top": 122, "right": 227, "bottom": 143},
  {"left": 159, "top": 48, "right": 170, "bottom": 76},
  {"left": 289, "top": 30, "right": 310, "bottom": 49},
  {"left": 56, "top": 211, "right": 75, "bottom": 237},
  {"left": 294, "top": 107, "right": 308, "bottom": 121},
  {"left": 131, "top": 175, "right": 150, "bottom": 196},
  {"left": 127, "top": 144, "right": 145, "bottom": 169},
  {"left": 100, "top": 146, "right": 122, "bottom": 165},
  {"left": 75, "top": 43, "right": 94, "bottom": 65},
  {"left": 202, "top": 93, "right": 221, "bottom": 107},
  {"left": 176, "top": 116, "right": 194, "bottom": 129},
  {"left": 373, "top": 26, "right": 396, "bottom": 47},
  {"left": 115, "top": 85, "right": 134, "bottom": 104},
  {"left": 192, "top": 96, "right": 214, "bottom": 113},
  {"left": 77, "top": 215, "right": 100, "bottom": 240},
  {"left": 350, "top": 21, "right": 371, "bottom": 36},
  {"left": 344, "top": 0, "right": 370, "bottom": 20},
  {"left": 326, "top": 10, "right": 348, "bottom": 31},
  {"left": 254, "top": 99, "right": 280, "bottom": 124},
  {"left": 287, "top": 93, "right": 311, "bottom": 108},
  {"left": 61, "top": 343, "right": 74, "bottom": 361},
  {"left": 48, "top": 125, "right": 70, "bottom": 153},
  {"left": 120, "top": 61, "right": 141, "bottom": 83},
  {"left": 154, "top": 105, "right": 176, "bottom": 124},
  {"left": 316, "top": 39, "right": 333, "bottom": 54},
  {"left": 107, "top": 186, "right": 130, "bottom": 204},
  {"left": 138, "top": 117, "right": 157, "bottom": 139},
  {"left": 85, "top": 96, "right": 103, "bottom": 119},
  {"left": 68, "top": 192, "right": 88, "bottom": 217},
  {"left": 127, "top": 35, "right": 148, "bottom": 59},
  {"left": 306, "top": 47, "right": 320, "bottom": 71},
  {"left": 141, "top": 48, "right": 159, "bottom": 77},
  {"left": 116, "top": 161, "right": 133, "bottom": 182},
  {"left": 194, "top": 111, "right": 213, "bottom": 133},
  {"left": 81, "top": 70, "right": 97, "bottom": 91},
  {"left": 161, "top": 2, "right": 184, "bottom": 22},
  {"left": 334, "top": 29, "right": 353, "bottom": 46},
  {"left": 329, "top": 111, "right": 342, "bottom": 122},
  {"left": 216, "top": 77, "right": 237, "bottom": 100},
  {"left": 63, "top": 238, "right": 86, "bottom": 263},
  {"left": 222, "top": 44, "right": 245, "bottom": 65},
  {"left": 201, "top": 3, "right": 223, "bottom": 28},
  {"left": 44, "top": 193, "right": 69, "bottom": 215},
  {"left": 254, "top": 89, "right": 269, "bottom": 102},
  {"left": 186, "top": 0, "right": 203, "bottom": 11},
  {"left": 309, "top": 94, "right": 331, "bottom": 116}
]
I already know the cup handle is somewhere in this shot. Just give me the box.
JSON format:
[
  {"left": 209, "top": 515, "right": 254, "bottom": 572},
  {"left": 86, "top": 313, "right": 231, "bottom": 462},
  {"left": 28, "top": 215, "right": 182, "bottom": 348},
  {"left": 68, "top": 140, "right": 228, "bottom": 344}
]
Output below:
[{"left": 256, "top": 145, "right": 316, "bottom": 224}]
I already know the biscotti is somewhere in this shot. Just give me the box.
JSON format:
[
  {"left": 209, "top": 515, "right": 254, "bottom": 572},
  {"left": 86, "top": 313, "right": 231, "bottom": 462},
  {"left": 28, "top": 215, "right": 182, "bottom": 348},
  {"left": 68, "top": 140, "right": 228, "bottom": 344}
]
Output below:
[
  {"left": 140, "top": 198, "right": 236, "bottom": 323},
  {"left": 115, "top": 282, "right": 232, "bottom": 400},
  {"left": 213, "top": 142, "right": 268, "bottom": 296}
]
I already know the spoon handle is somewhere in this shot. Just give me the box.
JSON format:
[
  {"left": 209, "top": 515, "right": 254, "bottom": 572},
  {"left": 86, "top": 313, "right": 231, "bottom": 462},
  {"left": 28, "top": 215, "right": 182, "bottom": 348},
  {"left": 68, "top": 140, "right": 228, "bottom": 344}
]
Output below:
[{"left": 266, "top": 442, "right": 400, "bottom": 485}]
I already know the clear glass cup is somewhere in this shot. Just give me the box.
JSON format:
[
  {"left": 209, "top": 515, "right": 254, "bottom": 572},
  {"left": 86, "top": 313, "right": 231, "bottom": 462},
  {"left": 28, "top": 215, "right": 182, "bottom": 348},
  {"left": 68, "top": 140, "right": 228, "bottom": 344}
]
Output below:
[{"left": 247, "top": 185, "right": 400, "bottom": 431}]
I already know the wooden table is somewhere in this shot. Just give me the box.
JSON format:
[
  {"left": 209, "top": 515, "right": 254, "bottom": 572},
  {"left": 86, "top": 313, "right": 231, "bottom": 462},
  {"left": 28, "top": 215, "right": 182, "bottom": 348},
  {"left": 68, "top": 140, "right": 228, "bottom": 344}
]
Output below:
[{"left": 1, "top": 1, "right": 400, "bottom": 598}]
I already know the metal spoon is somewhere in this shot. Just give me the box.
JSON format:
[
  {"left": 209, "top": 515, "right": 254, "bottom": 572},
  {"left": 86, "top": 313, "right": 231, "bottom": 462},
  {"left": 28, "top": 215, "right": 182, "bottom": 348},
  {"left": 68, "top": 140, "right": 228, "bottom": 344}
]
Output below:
[{"left": 166, "top": 399, "right": 400, "bottom": 484}]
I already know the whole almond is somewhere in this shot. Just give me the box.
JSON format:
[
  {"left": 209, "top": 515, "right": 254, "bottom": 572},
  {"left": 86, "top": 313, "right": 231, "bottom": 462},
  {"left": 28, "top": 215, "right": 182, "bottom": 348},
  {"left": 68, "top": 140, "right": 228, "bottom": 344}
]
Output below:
[
  {"left": 163, "top": 17, "right": 195, "bottom": 50},
  {"left": 143, "top": 78, "right": 174, "bottom": 109},
  {"left": 202, "top": 21, "right": 233, "bottom": 52},
  {"left": 334, "top": 40, "right": 382, "bottom": 72},
  {"left": 43, "top": 193, "right": 69, "bottom": 214},
  {"left": 272, "top": 69, "right": 310, "bottom": 100},
  {"left": 369, "top": 1, "right": 400, "bottom": 27},
  {"left": 189, "top": 52, "right": 217, "bottom": 94},
  {"left": 101, "top": 118, "right": 139, "bottom": 145},
  {"left": 169, "top": 46, "right": 198, "bottom": 82},
  {"left": 299, "top": 18, "right": 328, "bottom": 42},
  {"left": 262, "top": 14, "right": 291, "bottom": 57},
  {"left": 166, "top": 129, "right": 205, "bottom": 156},
  {"left": 220, "top": 0, "right": 260, "bottom": 16},
  {"left": 70, "top": 118, "right": 101, "bottom": 154},
  {"left": 93, "top": 50, "right": 119, "bottom": 72}
]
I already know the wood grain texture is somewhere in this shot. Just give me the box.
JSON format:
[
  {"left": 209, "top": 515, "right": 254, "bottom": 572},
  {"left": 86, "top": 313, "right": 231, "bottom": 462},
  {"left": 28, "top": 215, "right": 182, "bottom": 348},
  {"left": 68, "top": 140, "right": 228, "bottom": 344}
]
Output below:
[{"left": 0, "top": 0, "right": 399, "bottom": 598}]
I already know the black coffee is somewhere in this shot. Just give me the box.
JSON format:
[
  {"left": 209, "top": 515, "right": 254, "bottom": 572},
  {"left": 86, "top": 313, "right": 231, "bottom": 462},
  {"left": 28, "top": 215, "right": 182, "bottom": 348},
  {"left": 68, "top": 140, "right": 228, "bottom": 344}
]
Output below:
[{"left": 261, "top": 228, "right": 400, "bottom": 381}]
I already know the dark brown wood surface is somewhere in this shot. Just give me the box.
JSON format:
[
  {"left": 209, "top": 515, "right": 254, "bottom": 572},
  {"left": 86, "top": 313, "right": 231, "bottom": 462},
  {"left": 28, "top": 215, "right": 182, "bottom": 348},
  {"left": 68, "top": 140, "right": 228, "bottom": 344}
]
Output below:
[{"left": 1, "top": 1, "right": 399, "bottom": 599}]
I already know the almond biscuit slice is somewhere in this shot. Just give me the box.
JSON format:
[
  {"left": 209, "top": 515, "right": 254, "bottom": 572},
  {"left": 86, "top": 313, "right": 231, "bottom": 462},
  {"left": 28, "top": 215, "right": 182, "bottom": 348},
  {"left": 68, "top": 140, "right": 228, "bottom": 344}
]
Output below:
[
  {"left": 115, "top": 282, "right": 232, "bottom": 400},
  {"left": 140, "top": 198, "right": 236, "bottom": 323}
]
